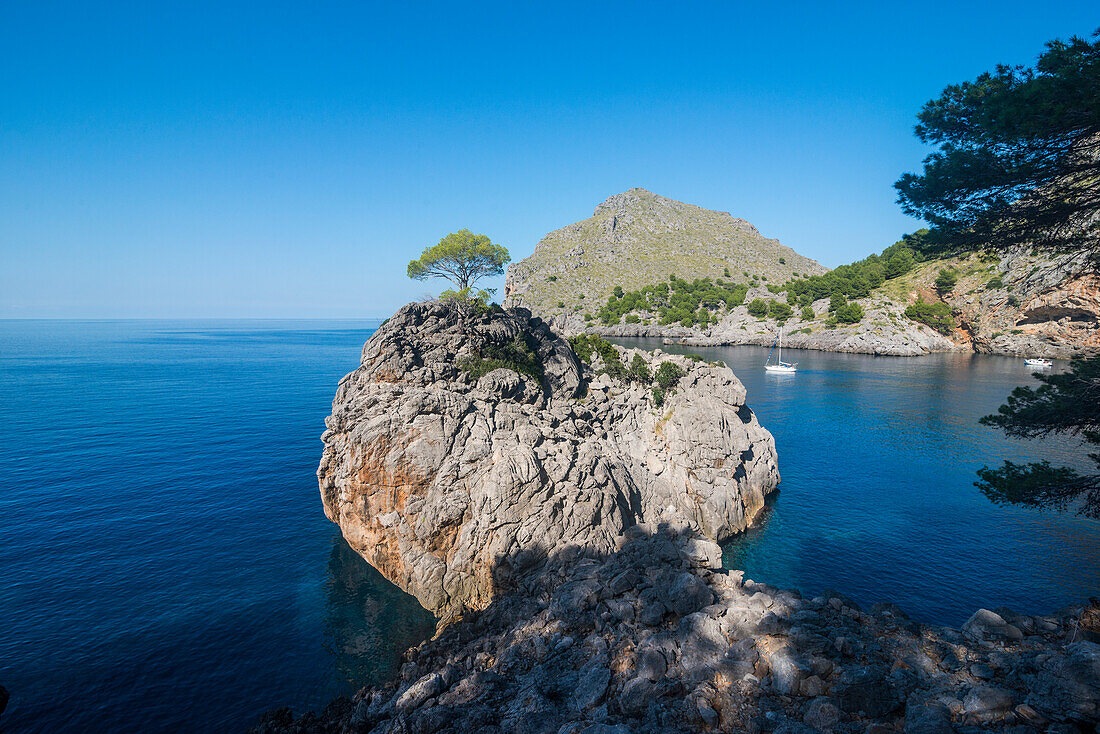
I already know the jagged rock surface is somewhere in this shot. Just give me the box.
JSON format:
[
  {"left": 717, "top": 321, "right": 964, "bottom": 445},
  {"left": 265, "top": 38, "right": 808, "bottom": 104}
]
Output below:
[
  {"left": 318, "top": 302, "right": 779, "bottom": 621},
  {"left": 504, "top": 188, "right": 826, "bottom": 319},
  {"left": 255, "top": 528, "right": 1100, "bottom": 734},
  {"left": 950, "top": 246, "right": 1100, "bottom": 358}
]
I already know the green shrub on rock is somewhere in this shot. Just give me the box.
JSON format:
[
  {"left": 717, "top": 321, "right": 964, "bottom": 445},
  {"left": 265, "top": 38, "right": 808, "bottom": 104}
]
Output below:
[
  {"left": 457, "top": 333, "right": 544, "bottom": 381},
  {"left": 905, "top": 299, "right": 954, "bottom": 334},
  {"left": 835, "top": 302, "right": 864, "bottom": 324},
  {"left": 801, "top": 306, "right": 815, "bottom": 321},
  {"left": 747, "top": 299, "right": 768, "bottom": 317},
  {"left": 568, "top": 333, "right": 627, "bottom": 380},
  {"left": 655, "top": 361, "right": 685, "bottom": 389},
  {"left": 652, "top": 386, "right": 666, "bottom": 407},
  {"left": 769, "top": 301, "right": 793, "bottom": 322},
  {"left": 935, "top": 268, "right": 958, "bottom": 293}
]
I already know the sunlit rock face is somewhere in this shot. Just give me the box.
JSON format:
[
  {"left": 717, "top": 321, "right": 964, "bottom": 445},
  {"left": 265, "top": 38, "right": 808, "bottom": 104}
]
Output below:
[
  {"left": 956, "top": 245, "right": 1100, "bottom": 358},
  {"left": 317, "top": 301, "right": 779, "bottom": 620}
]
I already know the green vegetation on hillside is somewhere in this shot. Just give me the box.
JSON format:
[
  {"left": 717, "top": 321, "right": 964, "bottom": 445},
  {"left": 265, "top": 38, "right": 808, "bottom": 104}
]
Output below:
[
  {"left": 835, "top": 302, "right": 865, "bottom": 324},
  {"left": 904, "top": 300, "right": 954, "bottom": 334},
  {"left": 780, "top": 234, "right": 925, "bottom": 308},
  {"left": 597, "top": 276, "right": 748, "bottom": 327},
  {"left": 934, "top": 268, "right": 958, "bottom": 294}
]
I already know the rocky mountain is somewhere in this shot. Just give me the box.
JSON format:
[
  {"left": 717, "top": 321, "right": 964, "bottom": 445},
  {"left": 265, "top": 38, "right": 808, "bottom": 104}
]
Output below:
[
  {"left": 317, "top": 301, "right": 779, "bottom": 622},
  {"left": 504, "top": 188, "right": 827, "bottom": 320}
]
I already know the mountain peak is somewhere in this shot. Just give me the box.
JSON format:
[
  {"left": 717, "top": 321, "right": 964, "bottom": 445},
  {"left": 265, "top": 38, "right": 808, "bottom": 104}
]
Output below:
[
  {"left": 594, "top": 187, "right": 736, "bottom": 221},
  {"left": 505, "top": 189, "right": 826, "bottom": 318}
]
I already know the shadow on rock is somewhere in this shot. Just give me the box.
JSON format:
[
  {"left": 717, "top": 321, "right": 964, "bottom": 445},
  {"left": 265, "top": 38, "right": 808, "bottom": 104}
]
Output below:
[{"left": 253, "top": 525, "right": 1099, "bottom": 734}]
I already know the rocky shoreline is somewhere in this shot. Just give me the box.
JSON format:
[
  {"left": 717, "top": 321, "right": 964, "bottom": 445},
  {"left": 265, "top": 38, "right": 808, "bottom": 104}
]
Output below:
[
  {"left": 257, "top": 302, "right": 1099, "bottom": 733},
  {"left": 256, "top": 525, "right": 1099, "bottom": 734},
  {"left": 552, "top": 311, "right": 959, "bottom": 358},
  {"left": 543, "top": 246, "right": 1100, "bottom": 360}
]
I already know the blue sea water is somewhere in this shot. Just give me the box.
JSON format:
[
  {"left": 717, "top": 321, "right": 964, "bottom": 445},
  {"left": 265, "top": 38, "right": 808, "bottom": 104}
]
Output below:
[
  {"left": 0, "top": 321, "right": 435, "bottom": 733},
  {"left": 0, "top": 321, "right": 1097, "bottom": 732},
  {"left": 618, "top": 338, "right": 1100, "bottom": 625}
]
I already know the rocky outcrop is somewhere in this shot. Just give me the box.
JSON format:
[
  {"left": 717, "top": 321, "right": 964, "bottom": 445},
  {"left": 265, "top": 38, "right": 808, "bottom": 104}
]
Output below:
[
  {"left": 317, "top": 301, "right": 779, "bottom": 621},
  {"left": 256, "top": 302, "right": 1100, "bottom": 733},
  {"left": 255, "top": 527, "right": 1100, "bottom": 734},
  {"left": 503, "top": 188, "right": 826, "bottom": 320},
  {"left": 949, "top": 245, "right": 1100, "bottom": 358}
]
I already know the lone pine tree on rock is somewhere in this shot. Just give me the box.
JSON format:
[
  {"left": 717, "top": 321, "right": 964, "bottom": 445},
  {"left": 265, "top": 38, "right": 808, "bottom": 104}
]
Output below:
[{"left": 407, "top": 229, "right": 510, "bottom": 303}]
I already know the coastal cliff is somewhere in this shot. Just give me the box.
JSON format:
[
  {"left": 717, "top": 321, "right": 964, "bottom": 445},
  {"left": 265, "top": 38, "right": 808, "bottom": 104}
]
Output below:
[
  {"left": 318, "top": 302, "right": 779, "bottom": 621},
  {"left": 550, "top": 246, "right": 1100, "bottom": 359},
  {"left": 258, "top": 304, "right": 1099, "bottom": 733}
]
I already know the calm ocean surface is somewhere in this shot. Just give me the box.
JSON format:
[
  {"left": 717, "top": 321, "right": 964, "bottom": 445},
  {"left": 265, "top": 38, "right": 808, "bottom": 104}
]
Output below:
[{"left": 1, "top": 321, "right": 1097, "bottom": 732}]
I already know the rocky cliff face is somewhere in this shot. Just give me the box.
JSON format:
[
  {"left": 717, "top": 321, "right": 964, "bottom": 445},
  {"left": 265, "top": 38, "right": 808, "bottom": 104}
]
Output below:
[
  {"left": 948, "top": 246, "right": 1100, "bottom": 358},
  {"left": 258, "top": 300, "right": 1100, "bottom": 734},
  {"left": 504, "top": 188, "right": 826, "bottom": 320},
  {"left": 318, "top": 301, "right": 779, "bottom": 621}
]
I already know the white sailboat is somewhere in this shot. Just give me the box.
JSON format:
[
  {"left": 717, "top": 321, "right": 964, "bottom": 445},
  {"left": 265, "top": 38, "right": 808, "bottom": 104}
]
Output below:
[
  {"left": 765, "top": 329, "right": 797, "bottom": 373},
  {"left": 1023, "top": 358, "right": 1053, "bottom": 368}
]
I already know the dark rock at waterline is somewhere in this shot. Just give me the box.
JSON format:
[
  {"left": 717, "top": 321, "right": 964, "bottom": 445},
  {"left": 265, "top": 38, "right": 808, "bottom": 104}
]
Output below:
[{"left": 253, "top": 527, "right": 1100, "bottom": 734}]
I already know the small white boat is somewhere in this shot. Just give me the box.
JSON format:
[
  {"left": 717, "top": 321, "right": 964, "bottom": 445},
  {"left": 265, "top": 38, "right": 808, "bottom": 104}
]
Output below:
[
  {"left": 1024, "top": 358, "right": 1053, "bottom": 368},
  {"left": 765, "top": 329, "right": 797, "bottom": 373}
]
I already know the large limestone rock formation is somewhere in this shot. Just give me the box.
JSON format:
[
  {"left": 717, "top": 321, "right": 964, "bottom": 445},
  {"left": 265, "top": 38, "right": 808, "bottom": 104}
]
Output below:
[
  {"left": 317, "top": 301, "right": 779, "bottom": 620},
  {"left": 504, "top": 188, "right": 826, "bottom": 319},
  {"left": 951, "top": 245, "right": 1100, "bottom": 357}
]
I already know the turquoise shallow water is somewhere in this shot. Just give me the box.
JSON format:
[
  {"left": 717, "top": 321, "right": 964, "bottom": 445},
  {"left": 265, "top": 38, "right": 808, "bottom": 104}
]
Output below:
[
  {"left": 1, "top": 321, "right": 1097, "bottom": 732},
  {"left": 617, "top": 338, "right": 1100, "bottom": 625}
]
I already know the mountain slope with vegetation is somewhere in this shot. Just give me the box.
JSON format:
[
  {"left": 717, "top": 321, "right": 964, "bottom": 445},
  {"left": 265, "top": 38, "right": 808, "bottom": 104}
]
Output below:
[
  {"left": 503, "top": 188, "right": 826, "bottom": 319},
  {"left": 561, "top": 230, "right": 1098, "bottom": 358}
]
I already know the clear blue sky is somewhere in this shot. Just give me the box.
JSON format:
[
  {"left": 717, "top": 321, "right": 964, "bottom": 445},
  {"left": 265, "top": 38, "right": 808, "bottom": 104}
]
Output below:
[{"left": 1, "top": 2, "right": 1095, "bottom": 318}]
